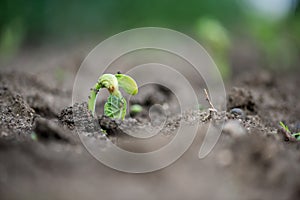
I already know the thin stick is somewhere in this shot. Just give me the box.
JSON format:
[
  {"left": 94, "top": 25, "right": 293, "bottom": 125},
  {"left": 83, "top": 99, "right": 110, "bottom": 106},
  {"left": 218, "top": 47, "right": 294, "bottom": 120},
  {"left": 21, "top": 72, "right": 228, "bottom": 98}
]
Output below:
[
  {"left": 202, "top": 88, "right": 217, "bottom": 122},
  {"left": 204, "top": 89, "right": 216, "bottom": 110}
]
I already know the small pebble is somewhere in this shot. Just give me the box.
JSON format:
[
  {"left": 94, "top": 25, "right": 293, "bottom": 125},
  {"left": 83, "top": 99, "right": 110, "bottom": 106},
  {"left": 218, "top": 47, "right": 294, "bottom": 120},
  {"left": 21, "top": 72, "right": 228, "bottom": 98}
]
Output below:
[
  {"left": 230, "top": 108, "right": 245, "bottom": 119},
  {"left": 223, "top": 120, "right": 246, "bottom": 137}
]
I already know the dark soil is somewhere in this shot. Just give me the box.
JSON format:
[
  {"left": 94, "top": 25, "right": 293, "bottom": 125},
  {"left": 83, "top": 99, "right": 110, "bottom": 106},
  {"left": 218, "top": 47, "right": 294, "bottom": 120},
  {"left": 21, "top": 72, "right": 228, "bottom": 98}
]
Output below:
[{"left": 1, "top": 69, "right": 300, "bottom": 200}]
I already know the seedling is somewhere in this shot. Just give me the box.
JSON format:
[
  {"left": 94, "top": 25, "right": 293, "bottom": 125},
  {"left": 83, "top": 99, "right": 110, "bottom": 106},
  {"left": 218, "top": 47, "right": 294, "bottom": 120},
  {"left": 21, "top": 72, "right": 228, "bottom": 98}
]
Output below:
[
  {"left": 279, "top": 121, "right": 300, "bottom": 141},
  {"left": 130, "top": 104, "right": 143, "bottom": 114},
  {"left": 88, "top": 73, "right": 138, "bottom": 120},
  {"left": 279, "top": 121, "right": 291, "bottom": 133},
  {"left": 31, "top": 132, "right": 38, "bottom": 141}
]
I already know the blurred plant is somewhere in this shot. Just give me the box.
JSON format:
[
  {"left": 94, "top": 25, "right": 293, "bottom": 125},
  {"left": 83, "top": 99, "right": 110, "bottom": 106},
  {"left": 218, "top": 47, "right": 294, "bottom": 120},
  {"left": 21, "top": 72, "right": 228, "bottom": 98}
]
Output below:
[
  {"left": 88, "top": 73, "right": 138, "bottom": 120},
  {"left": 195, "top": 17, "right": 231, "bottom": 79},
  {"left": 279, "top": 121, "right": 291, "bottom": 133},
  {"left": 54, "top": 67, "right": 66, "bottom": 85},
  {"left": 246, "top": 17, "right": 298, "bottom": 70},
  {"left": 279, "top": 121, "right": 300, "bottom": 141},
  {"left": 239, "top": 0, "right": 299, "bottom": 71},
  {"left": 196, "top": 104, "right": 205, "bottom": 111},
  {"left": 0, "top": 0, "right": 242, "bottom": 48},
  {"left": 31, "top": 132, "right": 38, "bottom": 141},
  {"left": 130, "top": 104, "right": 143, "bottom": 114},
  {"left": 0, "top": 18, "right": 25, "bottom": 61}
]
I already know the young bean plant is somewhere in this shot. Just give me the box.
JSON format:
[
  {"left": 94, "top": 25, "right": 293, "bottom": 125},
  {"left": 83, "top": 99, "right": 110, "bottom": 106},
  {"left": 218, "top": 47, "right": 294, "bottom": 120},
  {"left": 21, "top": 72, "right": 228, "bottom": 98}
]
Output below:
[{"left": 88, "top": 73, "right": 138, "bottom": 120}]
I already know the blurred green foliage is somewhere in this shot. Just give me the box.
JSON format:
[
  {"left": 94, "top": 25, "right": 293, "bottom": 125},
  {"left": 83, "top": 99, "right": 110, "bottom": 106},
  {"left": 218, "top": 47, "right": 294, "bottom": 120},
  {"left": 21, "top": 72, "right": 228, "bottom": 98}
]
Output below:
[
  {"left": 196, "top": 18, "right": 231, "bottom": 79},
  {"left": 0, "top": 0, "right": 299, "bottom": 74},
  {"left": 0, "top": 18, "right": 25, "bottom": 61},
  {"left": 243, "top": 4, "right": 299, "bottom": 70},
  {"left": 0, "top": 0, "right": 242, "bottom": 40},
  {"left": 130, "top": 104, "right": 143, "bottom": 114}
]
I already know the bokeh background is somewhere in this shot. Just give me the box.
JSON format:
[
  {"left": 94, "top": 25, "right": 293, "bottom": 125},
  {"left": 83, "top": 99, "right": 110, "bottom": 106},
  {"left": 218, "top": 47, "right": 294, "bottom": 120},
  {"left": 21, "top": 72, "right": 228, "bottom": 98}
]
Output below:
[{"left": 0, "top": 0, "right": 299, "bottom": 84}]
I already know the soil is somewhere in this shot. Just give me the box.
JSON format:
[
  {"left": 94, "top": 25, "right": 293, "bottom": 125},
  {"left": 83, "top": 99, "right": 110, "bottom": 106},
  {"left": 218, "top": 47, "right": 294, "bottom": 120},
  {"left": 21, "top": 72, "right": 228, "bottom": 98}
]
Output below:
[{"left": 1, "top": 66, "right": 300, "bottom": 200}]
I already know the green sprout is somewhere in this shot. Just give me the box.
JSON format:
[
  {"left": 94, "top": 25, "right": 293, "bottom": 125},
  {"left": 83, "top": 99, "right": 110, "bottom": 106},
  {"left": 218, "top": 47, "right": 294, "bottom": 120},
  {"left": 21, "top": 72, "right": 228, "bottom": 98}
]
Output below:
[
  {"left": 279, "top": 121, "right": 300, "bottom": 141},
  {"left": 88, "top": 73, "right": 138, "bottom": 120},
  {"left": 31, "top": 132, "right": 38, "bottom": 141},
  {"left": 130, "top": 104, "right": 143, "bottom": 114},
  {"left": 279, "top": 121, "right": 291, "bottom": 133}
]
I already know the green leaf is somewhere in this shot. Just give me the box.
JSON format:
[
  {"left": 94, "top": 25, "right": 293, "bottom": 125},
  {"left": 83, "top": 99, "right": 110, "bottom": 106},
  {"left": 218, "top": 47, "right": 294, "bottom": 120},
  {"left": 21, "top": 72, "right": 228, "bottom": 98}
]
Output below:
[
  {"left": 279, "top": 121, "right": 291, "bottom": 133},
  {"left": 115, "top": 74, "right": 138, "bottom": 95},
  {"left": 104, "top": 94, "right": 127, "bottom": 120},
  {"left": 130, "top": 104, "right": 143, "bottom": 114},
  {"left": 292, "top": 132, "right": 300, "bottom": 140}
]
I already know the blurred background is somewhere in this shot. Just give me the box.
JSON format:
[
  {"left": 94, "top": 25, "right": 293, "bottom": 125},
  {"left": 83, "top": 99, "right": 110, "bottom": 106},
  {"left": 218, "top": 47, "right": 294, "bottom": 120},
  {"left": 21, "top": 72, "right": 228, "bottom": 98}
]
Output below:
[{"left": 0, "top": 0, "right": 299, "bottom": 85}]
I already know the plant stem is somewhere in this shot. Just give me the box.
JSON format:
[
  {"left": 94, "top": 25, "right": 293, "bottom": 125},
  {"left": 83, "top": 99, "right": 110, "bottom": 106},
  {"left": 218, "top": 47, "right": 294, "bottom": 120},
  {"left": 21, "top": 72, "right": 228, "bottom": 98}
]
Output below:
[
  {"left": 88, "top": 75, "right": 122, "bottom": 116},
  {"left": 88, "top": 82, "right": 102, "bottom": 115},
  {"left": 279, "top": 127, "right": 297, "bottom": 142}
]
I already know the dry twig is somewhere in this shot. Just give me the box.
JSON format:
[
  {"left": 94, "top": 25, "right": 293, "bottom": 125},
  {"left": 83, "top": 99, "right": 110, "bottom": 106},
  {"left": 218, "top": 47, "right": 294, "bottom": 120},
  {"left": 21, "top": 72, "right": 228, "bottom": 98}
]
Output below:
[
  {"left": 204, "top": 89, "right": 217, "bottom": 112},
  {"left": 202, "top": 89, "right": 217, "bottom": 121}
]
